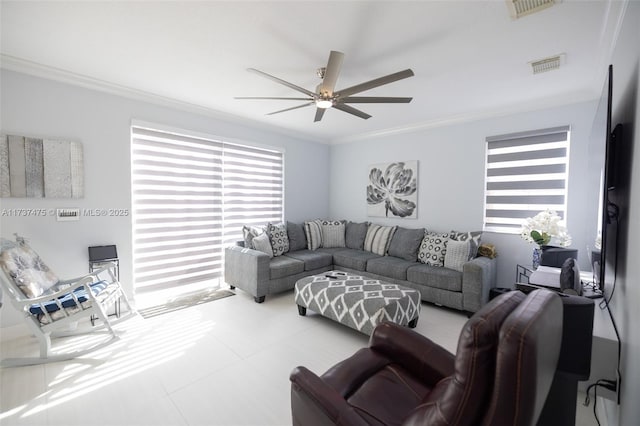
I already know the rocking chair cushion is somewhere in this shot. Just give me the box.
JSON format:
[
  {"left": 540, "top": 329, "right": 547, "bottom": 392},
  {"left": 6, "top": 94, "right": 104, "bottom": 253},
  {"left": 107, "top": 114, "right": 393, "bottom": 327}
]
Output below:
[
  {"left": 28, "top": 280, "right": 109, "bottom": 316},
  {"left": 0, "top": 238, "right": 60, "bottom": 298}
]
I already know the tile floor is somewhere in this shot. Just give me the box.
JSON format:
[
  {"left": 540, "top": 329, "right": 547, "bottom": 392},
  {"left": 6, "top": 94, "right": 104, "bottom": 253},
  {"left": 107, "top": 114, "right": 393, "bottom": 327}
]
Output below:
[{"left": 1, "top": 288, "right": 598, "bottom": 425}]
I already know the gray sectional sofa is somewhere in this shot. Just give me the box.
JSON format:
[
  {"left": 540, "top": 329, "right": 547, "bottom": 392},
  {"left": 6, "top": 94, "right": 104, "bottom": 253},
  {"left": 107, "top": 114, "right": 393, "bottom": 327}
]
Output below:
[{"left": 224, "top": 221, "right": 497, "bottom": 314}]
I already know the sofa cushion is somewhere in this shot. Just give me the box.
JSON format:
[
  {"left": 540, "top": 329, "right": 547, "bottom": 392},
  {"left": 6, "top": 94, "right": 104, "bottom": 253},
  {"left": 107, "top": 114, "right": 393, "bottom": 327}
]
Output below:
[
  {"left": 267, "top": 222, "right": 289, "bottom": 256},
  {"left": 388, "top": 227, "right": 424, "bottom": 262},
  {"left": 345, "top": 221, "right": 369, "bottom": 250},
  {"left": 418, "top": 231, "right": 450, "bottom": 266},
  {"left": 366, "top": 256, "right": 415, "bottom": 281},
  {"left": 269, "top": 256, "right": 305, "bottom": 280},
  {"left": 321, "top": 220, "right": 346, "bottom": 248},
  {"left": 407, "top": 264, "right": 462, "bottom": 292},
  {"left": 287, "top": 222, "right": 307, "bottom": 252},
  {"left": 304, "top": 220, "right": 323, "bottom": 250},
  {"left": 284, "top": 250, "right": 333, "bottom": 271},
  {"left": 364, "top": 224, "right": 397, "bottom": 256},
  {"left": 450, "top": 230, "right": 482, "bottom": 259},
  {"left": 333, "top": 249, "right": 382, "bottom": 271}
]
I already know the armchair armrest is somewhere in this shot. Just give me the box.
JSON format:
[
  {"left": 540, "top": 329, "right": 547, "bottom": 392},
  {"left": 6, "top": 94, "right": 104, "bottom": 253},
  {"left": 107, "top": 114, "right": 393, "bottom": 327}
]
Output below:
[
  {"left": 290, "top": 366, "right": 370, "bottom": 426},
  {"left": 56, "top": 261, "right": 118, "bottom": 289},
  {"left": 369, "top": 322, "right": 455, "bottom": 384},
  {"left": 224, "top": 245, "right": 270, "bottom": 299},
  {"left": 462, "top": 256, "right": 497, "bottom": 312}
]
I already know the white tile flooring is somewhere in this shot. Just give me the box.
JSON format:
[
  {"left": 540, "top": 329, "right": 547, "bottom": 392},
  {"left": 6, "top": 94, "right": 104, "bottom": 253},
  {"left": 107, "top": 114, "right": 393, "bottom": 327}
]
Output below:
[{"left": 1, "top": 288, "right": 598, "bottom": 426}]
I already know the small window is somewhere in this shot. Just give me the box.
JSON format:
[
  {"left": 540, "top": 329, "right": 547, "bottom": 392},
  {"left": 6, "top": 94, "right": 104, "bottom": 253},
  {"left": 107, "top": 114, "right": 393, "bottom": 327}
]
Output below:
[{"left": 483, "top": 126, "right": 570, "bottom": 234}]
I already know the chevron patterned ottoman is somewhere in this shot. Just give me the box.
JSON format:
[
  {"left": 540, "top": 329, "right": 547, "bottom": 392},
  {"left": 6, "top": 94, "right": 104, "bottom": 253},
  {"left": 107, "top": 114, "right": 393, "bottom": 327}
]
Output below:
[{"left": 294, "top": 271, "right": 420, "bottom": 335}]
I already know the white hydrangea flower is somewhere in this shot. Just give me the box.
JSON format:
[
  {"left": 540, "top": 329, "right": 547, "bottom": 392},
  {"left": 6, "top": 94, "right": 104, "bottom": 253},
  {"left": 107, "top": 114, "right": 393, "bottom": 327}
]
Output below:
[{"left": 520, "top": 209, "right": 571, "bottom": 247}]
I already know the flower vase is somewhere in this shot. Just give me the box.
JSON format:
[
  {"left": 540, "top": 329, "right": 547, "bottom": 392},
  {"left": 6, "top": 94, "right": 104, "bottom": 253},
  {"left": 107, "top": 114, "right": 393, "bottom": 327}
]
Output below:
[{"left": 532, "top": 246, "right": 542, "bottom": 270}]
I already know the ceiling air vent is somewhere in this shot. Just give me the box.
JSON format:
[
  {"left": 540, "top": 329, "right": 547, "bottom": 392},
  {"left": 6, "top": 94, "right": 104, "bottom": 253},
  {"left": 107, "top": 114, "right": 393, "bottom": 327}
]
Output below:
[
  {"left": 507, "top": 0, "right": 556, "bottom": 19},
  {"left": 530, "top": 54, "right": 565, "bottom": 74}
]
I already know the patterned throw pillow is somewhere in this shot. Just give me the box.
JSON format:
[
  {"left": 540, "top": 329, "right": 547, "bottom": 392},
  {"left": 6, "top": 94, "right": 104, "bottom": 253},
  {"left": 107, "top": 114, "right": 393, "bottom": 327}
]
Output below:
[
  {"left": 449, "top": 230, "right": 482, "bottom": 260},
  {"left": 418, "top": 231, "right": 450, "bottom": 266},
  {"left": 304, "top": 220, "right": 323, "bottom": 251},
  {"left": 320, "top": 220, "right": 346, "bottom": 248},
  {"left": 0, "top": 238, "right": 60, "bottom": 298},
  {"left": 364, "top": 224, "right": 397, "bottom": 256},
  {"left": 267, "top": 222, "right": 289, "bottom": 256},
  {"left": 444, "top": 240, "right": 471, "bottom": 272},
  {"left": 251, "top": 232, "right": 274, "bottom": 258},
  {"left": 242, "top": 225, "right": 264, "bottom": 249}
]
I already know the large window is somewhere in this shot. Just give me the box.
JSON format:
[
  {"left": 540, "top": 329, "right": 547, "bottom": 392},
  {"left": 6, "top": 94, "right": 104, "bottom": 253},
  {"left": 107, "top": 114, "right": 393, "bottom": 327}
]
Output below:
[
  {"left": 131, "top": 124, "right": 283, "bottom": 293},
  {"left": 483, "top": 126, "right": 570, "bottom": 234}
]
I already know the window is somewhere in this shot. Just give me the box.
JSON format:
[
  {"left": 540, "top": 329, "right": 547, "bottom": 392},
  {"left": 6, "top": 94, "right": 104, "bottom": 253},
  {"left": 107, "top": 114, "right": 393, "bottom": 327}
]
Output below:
[
  {"left": 131, "top": 124, "right": 283, "bottom": 293},
  {"left": 483, "top": 125, "right": 570, "bottom": 234}
]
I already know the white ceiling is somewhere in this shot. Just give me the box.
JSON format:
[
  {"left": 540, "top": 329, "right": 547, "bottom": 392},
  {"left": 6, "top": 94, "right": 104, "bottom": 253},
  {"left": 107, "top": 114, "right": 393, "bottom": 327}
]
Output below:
[{"left": 0, "top": 1, "right": 627, "bottom": 144}]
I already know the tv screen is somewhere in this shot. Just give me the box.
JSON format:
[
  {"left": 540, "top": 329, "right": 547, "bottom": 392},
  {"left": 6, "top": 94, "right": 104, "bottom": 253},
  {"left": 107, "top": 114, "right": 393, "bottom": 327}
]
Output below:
[{"left": 595, "top": 65, "right": 621, "bottom": 300}]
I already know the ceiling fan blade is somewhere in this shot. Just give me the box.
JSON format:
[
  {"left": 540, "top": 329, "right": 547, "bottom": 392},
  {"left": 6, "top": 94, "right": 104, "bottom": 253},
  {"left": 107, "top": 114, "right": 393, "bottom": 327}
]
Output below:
[
  {"left": 247, "top": 68, "right": 317, "bottom": 98},
  {"left": 333, "top": 103, "right": 371, "bottom": 120},
  {"left": 341, "top": 96, "right": 413, "bottom": 103},
  {"left": 235, "top": 96, "right": 313, "bottom": 101},
  {"left": 314, "top": 108, "right": 326, "bottom": 122},
  {"left": 336, "top": 69, "right": 415, "bottom": 98},
  {"left": 266, "top": 102, "right": 314, "bottom": 116},
  {"left": 318, "top": 50, "right": 344, "bottom": 95}
]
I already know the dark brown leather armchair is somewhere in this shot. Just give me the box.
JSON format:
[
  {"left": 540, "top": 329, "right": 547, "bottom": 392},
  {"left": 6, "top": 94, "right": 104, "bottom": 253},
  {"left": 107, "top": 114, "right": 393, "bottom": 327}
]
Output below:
[{"left": 290, "top": 289, "right": 563, "bottom": 426}]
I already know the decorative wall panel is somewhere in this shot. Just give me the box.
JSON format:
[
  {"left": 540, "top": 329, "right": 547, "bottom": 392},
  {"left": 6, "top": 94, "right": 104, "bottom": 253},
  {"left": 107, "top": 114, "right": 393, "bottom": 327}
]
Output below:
[{"left": 0, "top": 134, "right": 84, "bottom": 198}]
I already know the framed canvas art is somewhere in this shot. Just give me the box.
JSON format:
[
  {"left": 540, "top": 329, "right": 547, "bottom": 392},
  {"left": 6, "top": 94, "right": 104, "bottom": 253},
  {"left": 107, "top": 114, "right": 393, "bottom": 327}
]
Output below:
[{"left": 367, "top": 161, "right": 418, "bottom": 218}]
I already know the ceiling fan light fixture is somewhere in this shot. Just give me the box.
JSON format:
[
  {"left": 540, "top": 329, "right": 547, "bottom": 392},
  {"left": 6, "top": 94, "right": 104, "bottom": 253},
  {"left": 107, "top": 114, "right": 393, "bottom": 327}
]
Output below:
[{"left": 315, "top": 99, "right": 333, "bottom": 109}]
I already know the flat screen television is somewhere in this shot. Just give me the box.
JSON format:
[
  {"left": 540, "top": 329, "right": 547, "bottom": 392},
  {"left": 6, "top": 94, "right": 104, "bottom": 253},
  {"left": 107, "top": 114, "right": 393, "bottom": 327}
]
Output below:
[{"left": 593, "top": 64, "right": 622, "bottom": 300}]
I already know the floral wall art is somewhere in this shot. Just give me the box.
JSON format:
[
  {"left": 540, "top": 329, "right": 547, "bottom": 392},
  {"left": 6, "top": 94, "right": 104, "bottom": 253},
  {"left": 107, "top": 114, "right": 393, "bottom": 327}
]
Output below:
[{"left": 366, "top": 161, "right": 418, "bottom": 218}]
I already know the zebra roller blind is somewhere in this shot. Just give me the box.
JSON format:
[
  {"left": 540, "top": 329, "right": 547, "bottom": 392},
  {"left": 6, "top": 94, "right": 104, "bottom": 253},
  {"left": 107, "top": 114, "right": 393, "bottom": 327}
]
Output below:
[
  {"left": 131, "top": 125, "right": 283, "bottom": 292},
  {"left": 483, "top": 125, "right": 570, "bottom": 234}
]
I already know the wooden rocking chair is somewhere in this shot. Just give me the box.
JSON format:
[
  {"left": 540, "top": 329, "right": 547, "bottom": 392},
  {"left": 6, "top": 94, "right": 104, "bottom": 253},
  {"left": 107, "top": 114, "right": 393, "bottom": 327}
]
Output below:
[{"left": 0, "top": 236, "right": 135, "bottom": 367}]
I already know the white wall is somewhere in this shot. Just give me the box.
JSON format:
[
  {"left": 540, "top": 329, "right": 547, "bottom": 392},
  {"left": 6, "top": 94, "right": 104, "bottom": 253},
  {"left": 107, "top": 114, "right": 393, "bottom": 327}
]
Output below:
[
  {"left": 0, "top": 70, "right": 330, "bottom": 328},
  {"left": 328, "top": 100, "right": 600, "bottom": 290}
]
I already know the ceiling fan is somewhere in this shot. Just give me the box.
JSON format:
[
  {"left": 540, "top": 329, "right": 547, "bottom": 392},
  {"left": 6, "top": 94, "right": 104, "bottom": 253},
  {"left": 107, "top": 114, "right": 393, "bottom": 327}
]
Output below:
[{"left": 236, "top": 50, "right": 414, "bottom": 122}]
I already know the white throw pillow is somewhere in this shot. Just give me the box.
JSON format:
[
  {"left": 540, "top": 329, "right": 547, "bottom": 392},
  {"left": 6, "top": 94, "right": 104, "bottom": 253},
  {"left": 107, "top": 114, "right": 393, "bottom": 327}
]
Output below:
[
  {"left": 364, "top": 224, "right": 397, "bottom": 256},
  {"left": 444, "top": 240, "right": 471, "bottom": 272},
  {"left": 418, "top": 231, "right": 449, "bottom": 266},
  {"left": 251, "top": 232, "right": 274, "bottom": 258},
  {"left": 321, "top": 222, "right": 346, "bottom": 248},
  {"left": 304, "top": 220, "right": 323, "bottom": 250}
]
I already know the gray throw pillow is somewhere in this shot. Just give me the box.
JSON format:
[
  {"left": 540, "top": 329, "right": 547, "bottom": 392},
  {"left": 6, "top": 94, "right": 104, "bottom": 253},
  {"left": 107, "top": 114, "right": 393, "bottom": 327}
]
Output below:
[
  {"left": 345, "top": 221, "right": 369, "bottom": 250},
  {"left": 388, "top": 227, "right": 425, "bottom": 262},
  {"left": 287, "top": 222, "right": 307, "bottom": 252}
]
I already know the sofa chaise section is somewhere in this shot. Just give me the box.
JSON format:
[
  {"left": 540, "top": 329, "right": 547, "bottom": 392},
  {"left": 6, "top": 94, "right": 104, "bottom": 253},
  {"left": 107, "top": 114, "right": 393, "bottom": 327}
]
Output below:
[{"left": 225, "top": 244, "right": 333, "bottom": 303}]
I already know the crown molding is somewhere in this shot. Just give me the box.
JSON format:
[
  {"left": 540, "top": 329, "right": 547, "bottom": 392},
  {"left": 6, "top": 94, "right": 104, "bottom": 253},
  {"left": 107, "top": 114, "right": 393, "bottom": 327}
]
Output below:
[
  {"left": 328, "top": 91, "right": 599, "bottom": 145},
  {"left": 0, "top": 54, "right": 323, "bottom": 145}
]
